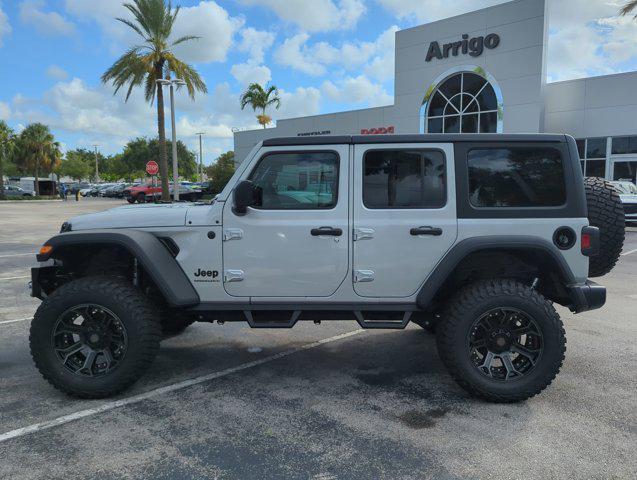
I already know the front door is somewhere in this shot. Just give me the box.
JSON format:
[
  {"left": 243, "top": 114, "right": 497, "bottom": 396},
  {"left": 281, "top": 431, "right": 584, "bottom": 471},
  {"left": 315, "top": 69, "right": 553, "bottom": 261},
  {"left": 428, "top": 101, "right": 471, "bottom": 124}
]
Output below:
[
  {"left": 222, "top": 145, "right": 350, "bottom": 297},
  {"left": 352, "top": 144, "right": 458, "bottom": 297}
]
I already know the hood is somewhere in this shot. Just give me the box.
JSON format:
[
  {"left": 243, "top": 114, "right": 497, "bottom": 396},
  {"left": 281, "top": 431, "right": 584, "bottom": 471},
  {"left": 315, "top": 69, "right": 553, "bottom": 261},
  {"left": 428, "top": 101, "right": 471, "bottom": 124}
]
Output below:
[
  {"left": 619, "top": 194, "right": 637, "bottom": 204},
  {"left": 68, "top": 202, "right": 192, "bottom": 230}
]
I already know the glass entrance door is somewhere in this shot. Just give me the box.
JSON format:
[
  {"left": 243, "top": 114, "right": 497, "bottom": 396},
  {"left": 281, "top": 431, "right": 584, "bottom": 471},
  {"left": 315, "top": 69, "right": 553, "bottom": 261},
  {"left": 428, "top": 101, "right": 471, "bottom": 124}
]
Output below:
[{"left": 612, "top": 157, "right": 637, "bottom": 183}]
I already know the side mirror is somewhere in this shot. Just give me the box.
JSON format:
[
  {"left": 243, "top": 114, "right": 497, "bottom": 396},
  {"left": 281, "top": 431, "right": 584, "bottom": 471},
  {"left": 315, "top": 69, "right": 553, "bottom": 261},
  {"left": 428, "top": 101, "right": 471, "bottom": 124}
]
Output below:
[{"left": 232, "top": 180, "right": 258, "bottom": 216}]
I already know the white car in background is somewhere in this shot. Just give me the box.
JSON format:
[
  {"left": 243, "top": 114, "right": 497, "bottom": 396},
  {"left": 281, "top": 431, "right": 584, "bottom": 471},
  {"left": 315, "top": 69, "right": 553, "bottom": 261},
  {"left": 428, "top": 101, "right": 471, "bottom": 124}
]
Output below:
[{"left": 610, "top": 181, "right": 637, "bottom": 224}]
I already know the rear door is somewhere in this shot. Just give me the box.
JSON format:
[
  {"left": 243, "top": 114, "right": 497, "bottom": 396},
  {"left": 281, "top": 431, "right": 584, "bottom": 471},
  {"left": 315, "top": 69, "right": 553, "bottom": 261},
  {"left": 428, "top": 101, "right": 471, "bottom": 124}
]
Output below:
[
  {"left": 352, "top": 143, "right": 457, "bottom": 297},
  {"left": 222, "top": 145, "right": 350, "bottom": 297}
]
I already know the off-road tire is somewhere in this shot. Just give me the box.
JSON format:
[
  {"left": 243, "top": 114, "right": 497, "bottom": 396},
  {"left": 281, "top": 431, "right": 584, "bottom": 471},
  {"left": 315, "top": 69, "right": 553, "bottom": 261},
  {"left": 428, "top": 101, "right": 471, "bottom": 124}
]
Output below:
[
  {"left": 126, "top": 197, "right": 136, "bottom": 204},
  {"left": 161, "top": 315, "right": 195, "bottom": 336},
  {"left": 136, "top": 193, "right": 146, "bottom": 204},
  {"left": 584, "top": 177, "right": 625, "bottom": 277},
  {"left": 30, "top": 277, "right": 161, "bottom": 398},
  {"left": 436, "top": 279, "right": 566, "bottom": 403}
]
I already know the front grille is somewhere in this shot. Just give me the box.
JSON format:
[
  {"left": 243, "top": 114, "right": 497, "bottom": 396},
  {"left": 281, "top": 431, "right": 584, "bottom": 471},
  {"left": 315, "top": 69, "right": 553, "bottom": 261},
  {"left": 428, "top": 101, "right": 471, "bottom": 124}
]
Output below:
[{"left": 623, "top": 203, "right": 637, "bottom": 215}]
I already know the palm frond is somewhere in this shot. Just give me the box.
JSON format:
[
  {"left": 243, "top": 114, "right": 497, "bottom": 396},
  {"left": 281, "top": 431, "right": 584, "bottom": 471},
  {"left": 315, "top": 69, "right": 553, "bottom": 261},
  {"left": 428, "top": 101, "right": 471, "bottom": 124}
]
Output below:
[
  {"left": 172, "top": 35, "right": 200, "bottom": 46},
  {"left": 620, "top": 0, "right": 637, "bottom": 17}
]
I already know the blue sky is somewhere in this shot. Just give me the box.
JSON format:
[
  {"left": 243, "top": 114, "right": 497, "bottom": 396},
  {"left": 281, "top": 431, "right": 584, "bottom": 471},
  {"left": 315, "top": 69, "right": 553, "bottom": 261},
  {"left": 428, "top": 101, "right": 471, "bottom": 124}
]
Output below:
[{"left": 0, "top": 0, "right": 636, "bottom": 163}]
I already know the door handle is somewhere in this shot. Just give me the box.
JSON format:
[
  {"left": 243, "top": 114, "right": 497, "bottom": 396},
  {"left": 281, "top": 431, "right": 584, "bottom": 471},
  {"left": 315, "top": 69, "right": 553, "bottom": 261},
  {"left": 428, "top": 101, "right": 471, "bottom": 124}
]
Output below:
[
  {"left": 410, "top": 226, "right": 443, "bottom": 236},
  {"left": 311, "top": 226, "right": 343, "bottom": 237}
]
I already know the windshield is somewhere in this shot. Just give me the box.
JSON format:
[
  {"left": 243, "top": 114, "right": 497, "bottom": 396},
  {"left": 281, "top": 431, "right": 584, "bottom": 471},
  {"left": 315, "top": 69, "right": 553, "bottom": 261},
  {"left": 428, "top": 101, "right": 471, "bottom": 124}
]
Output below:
[{"left": 611, "top": 181, "right": 637, "bottom": 194}]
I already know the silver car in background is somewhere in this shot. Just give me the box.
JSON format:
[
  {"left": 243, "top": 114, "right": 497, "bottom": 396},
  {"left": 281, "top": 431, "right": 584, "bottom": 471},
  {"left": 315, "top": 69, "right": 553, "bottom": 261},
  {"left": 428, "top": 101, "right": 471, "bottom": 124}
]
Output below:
[{"left": 610, "top": 181, "right": 637, "bottom": 224}]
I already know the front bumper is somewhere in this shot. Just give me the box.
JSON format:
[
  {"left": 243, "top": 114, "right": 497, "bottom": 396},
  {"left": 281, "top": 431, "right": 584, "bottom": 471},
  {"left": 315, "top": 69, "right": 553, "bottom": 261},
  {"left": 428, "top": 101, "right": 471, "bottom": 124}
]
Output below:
[{"left": 568, "top": 280, "right": 606, "bottom": 313}]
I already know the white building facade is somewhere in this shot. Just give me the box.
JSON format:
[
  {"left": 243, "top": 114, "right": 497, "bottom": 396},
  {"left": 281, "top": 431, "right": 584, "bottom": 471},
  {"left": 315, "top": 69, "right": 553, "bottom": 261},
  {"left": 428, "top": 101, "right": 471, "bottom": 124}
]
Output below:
[{"left": 234, "top": 0, "right": 637, "bottom": 184}]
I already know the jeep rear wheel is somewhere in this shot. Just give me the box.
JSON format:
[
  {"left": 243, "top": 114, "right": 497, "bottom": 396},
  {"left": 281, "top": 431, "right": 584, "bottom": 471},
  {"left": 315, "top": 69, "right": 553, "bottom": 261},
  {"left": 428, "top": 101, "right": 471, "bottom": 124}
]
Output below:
[
  {"left": 437, "top": 279, "right": 565, "bottom": 403},
  {"left": 30, "top": 277, "right": 161, "bottom": 398},
  {"left": 584, "top": 177, "right": 625, "bottom": 277}
]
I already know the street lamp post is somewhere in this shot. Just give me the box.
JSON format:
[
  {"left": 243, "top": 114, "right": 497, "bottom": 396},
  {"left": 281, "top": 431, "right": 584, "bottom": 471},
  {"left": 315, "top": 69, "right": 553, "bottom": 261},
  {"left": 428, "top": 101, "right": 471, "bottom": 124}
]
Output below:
[
  {"left": 196, "top": 132, "right": 204, "bottom": 183},
  {"left": 93, "top": 145, "right": 100, "bottom": 182},
  {"left": 156, "top": 78, "right": 186, "bottom": 201}
]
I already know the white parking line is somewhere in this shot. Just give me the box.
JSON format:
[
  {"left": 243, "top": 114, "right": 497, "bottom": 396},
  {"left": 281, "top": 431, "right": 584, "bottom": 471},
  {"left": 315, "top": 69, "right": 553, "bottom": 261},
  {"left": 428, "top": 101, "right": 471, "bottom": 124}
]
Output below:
[
  {"left": 0, "top": 253, "right": 34, "bottom": 258},
  {"left": 0, "top": 317, "right": 32, "bottom": 325},
  {"left": 0, "top": 329, "right": 363, "bottom": 444},
  {"left": 621, "top": 248, "right": 637, "bottom": 256},
  {"left": 0, "top": 275, "right": 30, "bottom": 281}
]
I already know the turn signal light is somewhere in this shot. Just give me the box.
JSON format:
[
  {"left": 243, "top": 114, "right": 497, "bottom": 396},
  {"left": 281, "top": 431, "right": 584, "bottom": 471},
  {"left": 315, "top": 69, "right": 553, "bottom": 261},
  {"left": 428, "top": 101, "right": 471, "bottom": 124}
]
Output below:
[{"left": 39, "top": 245, "right": 53, "bottom": 256}]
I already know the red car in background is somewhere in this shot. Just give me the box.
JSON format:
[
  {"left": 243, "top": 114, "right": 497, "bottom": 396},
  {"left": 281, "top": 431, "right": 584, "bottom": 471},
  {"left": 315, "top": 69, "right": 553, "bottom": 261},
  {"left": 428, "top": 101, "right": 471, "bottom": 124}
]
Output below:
[{"left": 124, "top": 183, "right": 203, "bottom": 203}]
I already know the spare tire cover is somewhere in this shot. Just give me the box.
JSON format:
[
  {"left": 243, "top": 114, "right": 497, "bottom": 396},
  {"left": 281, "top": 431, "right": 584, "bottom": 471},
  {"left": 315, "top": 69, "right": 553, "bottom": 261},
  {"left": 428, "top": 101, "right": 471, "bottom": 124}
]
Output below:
[{"left": 584, "top": 177, "right": 625, "bottom": 277}]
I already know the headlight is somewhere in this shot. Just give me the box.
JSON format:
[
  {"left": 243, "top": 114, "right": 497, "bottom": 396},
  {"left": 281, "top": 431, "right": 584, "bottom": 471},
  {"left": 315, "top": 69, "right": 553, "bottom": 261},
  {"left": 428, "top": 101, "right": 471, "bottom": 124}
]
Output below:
[{"left": 60, "top": 222, "right": 72, "bottom": 233}]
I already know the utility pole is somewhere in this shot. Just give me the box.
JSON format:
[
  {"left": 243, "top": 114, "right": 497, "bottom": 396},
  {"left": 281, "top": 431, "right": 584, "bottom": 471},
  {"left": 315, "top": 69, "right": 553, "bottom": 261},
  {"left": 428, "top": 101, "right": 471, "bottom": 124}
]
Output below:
[
  {"left": 93, "top": 145, "right": 100, "bottom": 182},
  {"left": 196, "top": 132, "right": 204, "bottom": 182},
  {"left": 157, "top": 78, "right": 186, "bottom": 201}
]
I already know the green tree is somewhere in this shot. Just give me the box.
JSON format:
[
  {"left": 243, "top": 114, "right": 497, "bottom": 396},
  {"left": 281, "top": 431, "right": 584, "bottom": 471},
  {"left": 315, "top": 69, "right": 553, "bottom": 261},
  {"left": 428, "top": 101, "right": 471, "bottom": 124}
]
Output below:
[
  {"left": 102, "top": 0, "right": 208, "bottom": 202},
  {"left": 0, "top": 121, "right": 17, "bottom": 200},
  {"left": 149, "top": 138, "right": 197, "bottom": 180},
  {"left": 120, "top": 137, "right": 197, "bottom": 182},
  {"left": 101, "top": 154, "right": 132, "bottom": 182},
  {"left": 620, "top": 1, "right": 637, "bottom": 17},
  {"left": 59, "top": 153, "right": 91, "bottom": 181},
  {"left": 16, "top": 123, "right": 61, "bottom": 195},
  {"left": 204, "top": 151, "right": 235, "bottom": 193},
  {"left": 240, "top": 83, "right": 281, "bottom": 128}
]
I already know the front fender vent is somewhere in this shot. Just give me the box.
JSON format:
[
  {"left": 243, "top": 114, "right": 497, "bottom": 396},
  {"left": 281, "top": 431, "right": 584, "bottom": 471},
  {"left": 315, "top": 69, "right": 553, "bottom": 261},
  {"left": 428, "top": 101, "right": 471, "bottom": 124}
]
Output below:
[{"left": 157, "top": 237, "right": 180, "bottom": 257}]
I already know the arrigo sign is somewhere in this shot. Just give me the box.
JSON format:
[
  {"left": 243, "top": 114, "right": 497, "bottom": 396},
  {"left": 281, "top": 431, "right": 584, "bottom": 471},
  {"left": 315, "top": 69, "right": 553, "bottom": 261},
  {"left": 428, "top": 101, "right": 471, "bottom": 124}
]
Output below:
[{"left": 426, "top": 33, "right": 500, "bottom": 62}]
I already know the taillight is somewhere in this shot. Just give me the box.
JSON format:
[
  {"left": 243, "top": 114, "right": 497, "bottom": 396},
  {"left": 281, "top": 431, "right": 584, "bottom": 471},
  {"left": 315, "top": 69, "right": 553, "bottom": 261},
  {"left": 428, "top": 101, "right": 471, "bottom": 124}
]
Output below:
[
  {"left": 581, "top": 226, "right": 599, "bottom": 256},
  {"left": 581, "top": 233, "right": 591, "bottom": 250}
]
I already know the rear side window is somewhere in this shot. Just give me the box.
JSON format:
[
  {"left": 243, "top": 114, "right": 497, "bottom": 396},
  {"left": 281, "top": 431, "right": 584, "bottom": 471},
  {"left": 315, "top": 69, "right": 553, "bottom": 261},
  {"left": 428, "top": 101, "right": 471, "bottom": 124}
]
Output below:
[
  {"left": 468, "top": 147, "right": 566, "bottom": 207},
  {"left": 363, "top": 149, "right": 446, "bottom": 209}
]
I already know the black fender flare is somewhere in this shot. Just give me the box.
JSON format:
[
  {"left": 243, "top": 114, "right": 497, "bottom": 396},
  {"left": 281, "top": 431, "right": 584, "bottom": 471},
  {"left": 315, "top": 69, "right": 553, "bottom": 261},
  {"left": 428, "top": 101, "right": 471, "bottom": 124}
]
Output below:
[
  {"left": 416, "top": 236, "right": 577, "bottom": 309},
  {"left": 37, "top": 229, "right": 200, "bottom": 308}
]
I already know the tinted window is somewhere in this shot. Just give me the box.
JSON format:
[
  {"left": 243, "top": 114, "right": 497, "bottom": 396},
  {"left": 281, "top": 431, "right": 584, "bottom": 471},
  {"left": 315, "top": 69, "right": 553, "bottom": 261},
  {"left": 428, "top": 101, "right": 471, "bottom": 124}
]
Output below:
[
  {"left": 248, "top": 151, "right": 338, "bottom": 209},
  {"left": 468, "top": 147, "right": 566, "bottom": 207},
  {"left": 586, "top": 137, "right": 606, "bottom": 159},
  {"left": 612, "top": 136, "right": 637, "bottom": 155},
  {"left": 613, "top": 161, "right": 637, "bottom": 183},
  {"left": 363, "top": 150, "right": 445, "bottom": 209},
  {"left": 575, "top": 139, "right": 585, "bottom": 159}
]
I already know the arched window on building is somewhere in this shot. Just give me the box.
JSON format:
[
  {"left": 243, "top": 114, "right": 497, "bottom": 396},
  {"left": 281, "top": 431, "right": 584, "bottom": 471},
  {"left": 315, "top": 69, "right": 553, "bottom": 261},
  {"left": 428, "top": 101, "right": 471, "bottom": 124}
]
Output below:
[{"left": 424, "top": 71, "right": 501, "bottom": 134}]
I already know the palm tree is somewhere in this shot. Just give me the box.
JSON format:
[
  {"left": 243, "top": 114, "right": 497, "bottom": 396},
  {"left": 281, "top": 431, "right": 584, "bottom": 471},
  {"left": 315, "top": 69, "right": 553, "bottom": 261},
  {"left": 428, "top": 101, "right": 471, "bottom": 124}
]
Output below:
[
  {"left": 17, "top": 123, "right": 61, "bottom": 196},
  {"left": 240, "top": 83, "right": 281, "bottom": 128},
  {"left": 102, "top": 0, "right": 207, "bottom": 201},
  {"left": 620, "top": 1, "right": 637, "bottom": 17},
  {"left": 0, "top": 121, "right": 16, "bottom": 200}
]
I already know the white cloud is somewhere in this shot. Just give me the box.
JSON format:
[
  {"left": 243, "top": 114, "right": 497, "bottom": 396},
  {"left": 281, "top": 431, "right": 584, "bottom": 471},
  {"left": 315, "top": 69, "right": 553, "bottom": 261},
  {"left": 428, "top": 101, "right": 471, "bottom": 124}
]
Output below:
[
  {"left": 230, "top": 62, "right": 272, "bottom": 87},
  {"left": 65, "top": 0, "right": 241, "bottom": 64},
  {"left": 0, "top": 101, "right": 10, "bottom": 121},
  {"left": 375, "top": 0, "right": 504, "bottom": 24},
  {"left": 322, "top": 75, "right": 392, "bottom": 107},
  {"left": 238, "top": 27, "right": 275, "bottom": 63},
  {"left": 273, "top": 26, "right": 398, "bottom": 82},
  {"left": 0, "top": 3, "right": 11, "bottom": 47},
  {"left": 20, "top": 0, "right": 75, "bottom": 37},
  {"left": 240, "top": 0, "right": 365, "bottom": 32},
  {"left": 46, "top": 65, "right": 69, "bottom": 81},
  {"left": 170, "top": 1, "right": 243, "bottom": 64},
  {"left": 277, "top": 86, "right": 322, "bottom": 118}
]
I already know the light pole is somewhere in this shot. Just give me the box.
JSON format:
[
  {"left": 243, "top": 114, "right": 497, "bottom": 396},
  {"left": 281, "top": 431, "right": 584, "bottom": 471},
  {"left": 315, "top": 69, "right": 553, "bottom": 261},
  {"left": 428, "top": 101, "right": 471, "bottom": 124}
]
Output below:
[
  {"left": 93, "top": 145, "right": 100, "bottom": 182},
  {"left": 196, "top": 132, "right": 204, "bottom": 182},
  {"left": 156, "top": 78, "right": 186, "bottom": 201}
]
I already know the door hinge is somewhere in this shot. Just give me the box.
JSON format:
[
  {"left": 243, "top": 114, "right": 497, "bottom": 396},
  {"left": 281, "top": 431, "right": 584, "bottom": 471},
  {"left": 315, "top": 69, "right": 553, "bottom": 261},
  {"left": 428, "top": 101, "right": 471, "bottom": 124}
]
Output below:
[
  {"left": 353, "top": 269, "right": 375, "bottom": 283},
  {"left": 353, "top": 228, "right": 375, "bottom": 241},
  {"left": 223, "top": 228, "right": 243, "bottom": 241},
  {"left": 224, "top": 269, "right": 244, "bottom": 282}
]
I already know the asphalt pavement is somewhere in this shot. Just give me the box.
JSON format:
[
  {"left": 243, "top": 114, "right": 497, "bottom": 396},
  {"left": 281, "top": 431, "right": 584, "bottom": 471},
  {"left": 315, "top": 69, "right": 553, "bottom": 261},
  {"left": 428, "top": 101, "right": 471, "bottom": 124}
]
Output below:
[{"left": 0, "top": 199, "right": 635, "bottom": 479}]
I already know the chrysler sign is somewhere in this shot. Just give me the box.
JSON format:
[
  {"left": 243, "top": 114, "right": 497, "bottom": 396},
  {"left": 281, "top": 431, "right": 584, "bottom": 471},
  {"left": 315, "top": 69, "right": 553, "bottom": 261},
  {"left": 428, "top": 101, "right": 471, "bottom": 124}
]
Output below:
[{"left": 426, "top": 33, "right": 500, "bottom": 62}]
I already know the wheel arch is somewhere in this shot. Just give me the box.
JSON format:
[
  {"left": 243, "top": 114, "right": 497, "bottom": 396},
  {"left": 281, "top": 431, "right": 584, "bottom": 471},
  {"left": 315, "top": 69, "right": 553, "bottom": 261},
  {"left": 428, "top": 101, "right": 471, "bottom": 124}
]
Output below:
[
  {"left": 36, "top": 229, "right": 199, "bottom": 308},
  {"left": 417, "top": 236, "right": 577, "bottom": 311}
]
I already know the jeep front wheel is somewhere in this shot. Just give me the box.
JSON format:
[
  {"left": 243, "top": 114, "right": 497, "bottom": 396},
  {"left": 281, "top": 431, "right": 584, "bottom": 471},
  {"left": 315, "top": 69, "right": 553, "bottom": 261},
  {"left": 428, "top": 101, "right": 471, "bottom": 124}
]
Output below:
[
  {"left": 29, "top": 277, "right": 161, "bottom": 398},
  {"left": 436, "top": 279, "right": 565, "bottom": 403}
]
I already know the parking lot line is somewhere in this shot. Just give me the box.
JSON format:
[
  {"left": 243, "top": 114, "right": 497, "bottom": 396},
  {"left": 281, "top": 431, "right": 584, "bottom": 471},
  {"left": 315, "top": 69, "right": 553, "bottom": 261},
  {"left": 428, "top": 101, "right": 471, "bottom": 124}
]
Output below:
[
  {"left": 0, "top": 253, "right": 34, "bottom": 258},
  {"left": 0, "top": 317, "right": 32, "bottom": 325},
  {"left": 0, "top": 328, "right": 363, "bottom": 444},
  {"left": 0, "top": 275, "right": 30, "bottom": 281},
  {"left": 620, "top": 248, "right": 637, "bottom": 256}
]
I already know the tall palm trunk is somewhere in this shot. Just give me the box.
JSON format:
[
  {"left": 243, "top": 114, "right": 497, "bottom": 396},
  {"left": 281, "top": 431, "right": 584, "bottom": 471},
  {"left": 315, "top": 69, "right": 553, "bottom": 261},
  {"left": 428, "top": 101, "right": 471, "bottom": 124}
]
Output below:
[
  {"left": 155, "top": 64, "right": 170, "bottom": 202},
  {"left": 0, "top": 144, "right": 5, "bottom": 200}
]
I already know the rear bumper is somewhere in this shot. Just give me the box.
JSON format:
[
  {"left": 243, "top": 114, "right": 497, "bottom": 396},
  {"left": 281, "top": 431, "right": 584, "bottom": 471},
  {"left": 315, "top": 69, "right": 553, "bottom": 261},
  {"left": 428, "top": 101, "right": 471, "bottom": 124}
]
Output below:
[{"left": 568, "top": 280, "right": 606, "bottom": 313}]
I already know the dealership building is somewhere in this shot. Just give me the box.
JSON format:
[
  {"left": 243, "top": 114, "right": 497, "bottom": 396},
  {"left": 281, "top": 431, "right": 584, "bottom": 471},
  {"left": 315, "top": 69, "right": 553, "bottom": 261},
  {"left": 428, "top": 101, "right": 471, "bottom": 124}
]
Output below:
[{"left": 233, "top": 0, "right": 637, "bottom": 183}]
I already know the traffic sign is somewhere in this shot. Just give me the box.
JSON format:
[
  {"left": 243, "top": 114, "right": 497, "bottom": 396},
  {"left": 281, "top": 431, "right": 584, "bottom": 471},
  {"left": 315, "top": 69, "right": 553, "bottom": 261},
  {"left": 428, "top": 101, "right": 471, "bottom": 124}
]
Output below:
[{"left": 146, "top": 160, "right": 159, "bottom": 176}]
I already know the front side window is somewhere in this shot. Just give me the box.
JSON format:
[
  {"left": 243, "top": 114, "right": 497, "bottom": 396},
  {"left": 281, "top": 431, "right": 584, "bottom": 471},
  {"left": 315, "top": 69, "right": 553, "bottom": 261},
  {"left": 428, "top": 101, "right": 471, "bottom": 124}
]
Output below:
[
  {"left": 468, "top": 147, "right": 566, "bottom": 207},
  {"left": 248, "top": 151, "right": 338, "bottom": 209},
  {"left": 363, "top": 149, "right": 446, "bottom": 209}
]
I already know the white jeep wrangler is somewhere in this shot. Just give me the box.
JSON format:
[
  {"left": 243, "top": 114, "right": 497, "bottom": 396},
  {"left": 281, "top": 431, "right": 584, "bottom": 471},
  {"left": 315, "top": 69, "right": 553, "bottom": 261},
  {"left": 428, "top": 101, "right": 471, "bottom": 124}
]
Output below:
[{"left": 29, "top": 134, "right": 625, "bottom": 402}]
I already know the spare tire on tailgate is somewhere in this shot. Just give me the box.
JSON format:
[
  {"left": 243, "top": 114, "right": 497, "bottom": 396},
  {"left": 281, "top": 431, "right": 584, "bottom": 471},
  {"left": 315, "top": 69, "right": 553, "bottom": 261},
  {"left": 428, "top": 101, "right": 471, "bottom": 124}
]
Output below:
[{"left": 584, "top": 177, "right": 625, "bottom": 277}]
